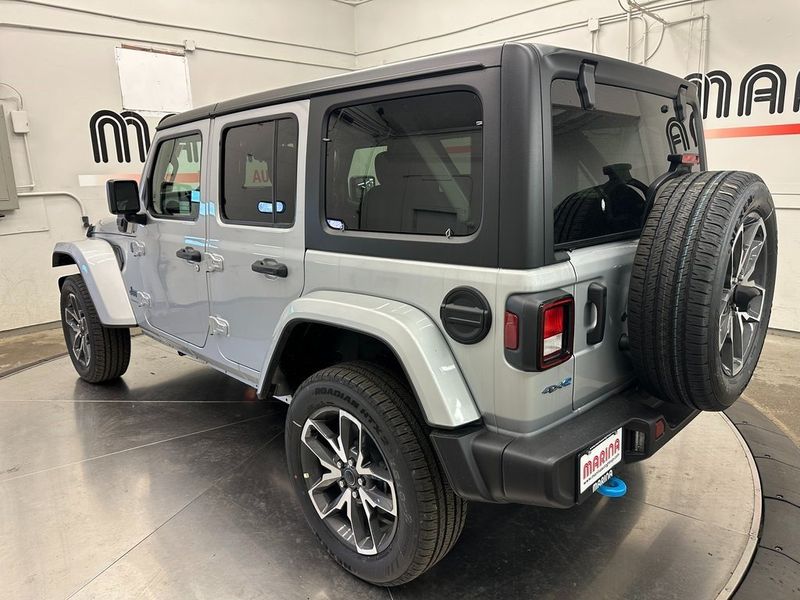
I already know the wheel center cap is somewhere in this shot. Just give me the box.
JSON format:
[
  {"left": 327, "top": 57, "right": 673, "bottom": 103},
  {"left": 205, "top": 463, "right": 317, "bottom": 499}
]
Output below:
[{"left": 343, "top": 468, "right": 357, "bottom": 487}]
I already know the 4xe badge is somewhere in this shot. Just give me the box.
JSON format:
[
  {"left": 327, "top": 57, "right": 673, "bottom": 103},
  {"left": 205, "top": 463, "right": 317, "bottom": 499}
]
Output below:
[{"left": 542, "top": 377, "right": 572, "bottom": 395}]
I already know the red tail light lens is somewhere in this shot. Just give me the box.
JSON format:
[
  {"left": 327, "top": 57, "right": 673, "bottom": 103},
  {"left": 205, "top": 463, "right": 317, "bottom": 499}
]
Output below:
[
  {"left": 542, "top": 305, "right": 564, "bottom": 357},
  {"left": 504, "top": 311, "right": 519, "bottom": 350},
  {"left": 538, "top": 297, "right": 573, "bottom": 369}
]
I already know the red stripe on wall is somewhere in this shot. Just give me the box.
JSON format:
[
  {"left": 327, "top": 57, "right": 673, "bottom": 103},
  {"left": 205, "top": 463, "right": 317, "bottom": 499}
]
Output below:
[{"left": 705, "top": 123, "right": 800, "bottom": 139}]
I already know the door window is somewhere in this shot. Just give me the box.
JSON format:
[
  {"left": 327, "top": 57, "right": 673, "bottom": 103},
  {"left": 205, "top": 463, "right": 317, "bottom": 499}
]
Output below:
[
  {"left": 149, "top": 133, "right": 202, "bottom": 219},
  {"left": 221, "top": 117, "right": 298, "bottom": 226}
]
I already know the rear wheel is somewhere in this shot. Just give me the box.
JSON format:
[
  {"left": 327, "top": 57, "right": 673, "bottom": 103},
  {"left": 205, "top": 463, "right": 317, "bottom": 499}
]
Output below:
[
  {"left": 285, "top": 362, "right": 466, "bottom": 586},
  {"left": 628, "top": 171, "right": 777, "bottom": 411},
  {"left": 60, "top": 275, "right": 131, "bottom": 383}
]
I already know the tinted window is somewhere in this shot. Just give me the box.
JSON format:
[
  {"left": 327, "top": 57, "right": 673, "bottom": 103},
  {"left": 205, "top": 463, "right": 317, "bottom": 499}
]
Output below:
[
  {"left": 150, "top": 133, "right": 202, "bottom": 219},
  {"left": 221, "top": 117, "right": 298, "bottom": 226},
  {"left": 325, "top": 91, "right": 483, "bottom": 236},
  {"left": 551, "top": 79, "right": 698, "bottom": 247}
]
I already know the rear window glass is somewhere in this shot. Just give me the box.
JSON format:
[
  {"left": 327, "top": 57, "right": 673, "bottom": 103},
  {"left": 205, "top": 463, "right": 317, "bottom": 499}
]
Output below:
[
  {"left": 324, "top": 91, "right": 483, "bottom": 237},
  {"left": 551, "top": 79, "right": 698, "bottom": 248}
]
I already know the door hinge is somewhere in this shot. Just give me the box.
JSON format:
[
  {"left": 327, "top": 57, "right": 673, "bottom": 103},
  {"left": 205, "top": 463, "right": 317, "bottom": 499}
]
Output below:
[
  {"left": 128, "top": 287, "right": 151, "bottom": 308},
  {"left": 208, "top": 315, "right": 229, "bottom": 336},
  {"left": 206, "top": 252, "right": 224, "bottom": 272},
  {"left": 130, "top": 240, "right": 145, "bottom": 257}
]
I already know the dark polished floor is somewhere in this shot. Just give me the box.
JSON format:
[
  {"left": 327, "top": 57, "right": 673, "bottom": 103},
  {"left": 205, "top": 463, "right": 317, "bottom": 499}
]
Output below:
[{"left": 0, "top": 336, "right": 760, "bottom": 600}]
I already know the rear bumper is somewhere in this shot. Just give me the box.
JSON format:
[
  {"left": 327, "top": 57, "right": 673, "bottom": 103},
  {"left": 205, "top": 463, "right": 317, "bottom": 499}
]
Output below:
[{"left": 430, "top": 388, "right": 698, "bottom": 508}]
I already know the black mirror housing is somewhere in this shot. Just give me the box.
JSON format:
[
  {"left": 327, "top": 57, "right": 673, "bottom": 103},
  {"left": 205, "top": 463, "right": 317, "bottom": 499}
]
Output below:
[{"left": 106, "top": 179, "right": 141, "bottom": 215}]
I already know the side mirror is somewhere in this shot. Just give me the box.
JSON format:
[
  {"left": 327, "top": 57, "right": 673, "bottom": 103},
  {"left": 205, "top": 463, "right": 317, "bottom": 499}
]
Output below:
[
  {"left": 107, "top": 179, "right": 146, "bottom": 226},
  {"left": 106, "top": 179, "right": 141, "bottom": 215}
]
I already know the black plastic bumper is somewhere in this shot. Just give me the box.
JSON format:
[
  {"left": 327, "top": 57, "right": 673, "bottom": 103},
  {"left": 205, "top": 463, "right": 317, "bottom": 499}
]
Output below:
[{"left": 430, "top": 388, "right": 698, "bottom": 508}]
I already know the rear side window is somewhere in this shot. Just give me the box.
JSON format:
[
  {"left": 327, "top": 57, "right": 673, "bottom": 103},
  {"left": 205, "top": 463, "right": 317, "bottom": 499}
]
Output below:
[
  {"left": 149, "top": 133, "right": 202, "bottom": 219},
  {"left": 221, "top": 117, "right": 298, "bottom": 226},
  {"left": 324, "top": 91, "right": 483, "bottom": 236},
  {"left": 551, "top": 79, "right": 698, "bottom": 248}
]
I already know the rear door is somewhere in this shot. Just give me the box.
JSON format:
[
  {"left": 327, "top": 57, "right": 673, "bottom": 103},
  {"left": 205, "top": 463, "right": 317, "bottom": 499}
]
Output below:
[
  {"left": 548, "top": 78, "right": 698, "bottom": 409},
  {"left": 206, "top": 101, "right": 307, "bottom": 378}
]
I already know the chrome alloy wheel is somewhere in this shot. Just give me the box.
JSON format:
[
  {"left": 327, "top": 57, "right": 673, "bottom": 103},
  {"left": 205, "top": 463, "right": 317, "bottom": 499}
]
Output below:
[
  {"left": 300, "top": 408, "right": 398, "bottom": 555},
  {"left": 719, "top": 212, "right": 768, "bottom": 377},
  {"left": 64, "top": 292, "right": 91, "bottom": 368}
]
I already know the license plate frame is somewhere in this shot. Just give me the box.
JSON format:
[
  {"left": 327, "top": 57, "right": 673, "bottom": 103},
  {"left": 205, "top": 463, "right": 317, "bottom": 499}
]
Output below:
[{"left": 578, "top": 427, "right": 623, "bottom": 498}]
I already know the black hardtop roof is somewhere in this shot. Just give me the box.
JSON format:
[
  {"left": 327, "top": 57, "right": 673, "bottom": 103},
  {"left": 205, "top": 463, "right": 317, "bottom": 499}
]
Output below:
[
  {"left": 157, "top": 44, "right": 505, "bottom": 130},
  {"left": 157, "top": 42, "right": 694, "bottom": 130}
]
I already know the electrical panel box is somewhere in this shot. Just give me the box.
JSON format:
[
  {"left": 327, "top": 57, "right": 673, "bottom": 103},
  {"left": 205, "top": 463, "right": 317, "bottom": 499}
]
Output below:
[{"left": 0, "top": 106, "right": 20, "bottom": 212}]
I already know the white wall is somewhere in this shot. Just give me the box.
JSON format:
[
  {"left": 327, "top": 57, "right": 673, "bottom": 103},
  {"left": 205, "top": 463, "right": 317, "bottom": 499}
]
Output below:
[
  {"left": 2, "top": 0, "right": 799, "bottom": 332},
  {"left": 0, "top": 0, "right": 353, "bottom": 331},
  {"left": 354, "top": 0, "right": 800, "bottom": 331}
]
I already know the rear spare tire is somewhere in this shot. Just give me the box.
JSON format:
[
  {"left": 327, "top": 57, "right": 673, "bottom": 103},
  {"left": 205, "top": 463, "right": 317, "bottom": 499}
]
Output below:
[{"left": 628, "top": 171, "right": 777, "bottom": 411}]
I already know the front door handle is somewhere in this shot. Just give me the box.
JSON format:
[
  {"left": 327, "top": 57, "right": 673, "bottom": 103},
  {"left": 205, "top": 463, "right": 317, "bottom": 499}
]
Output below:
[
  {"left": 251, "top": 258, "right": 288, "bottom": 278},
  {"left": 587, "top": 282, "right": 607, "bottom": 345},
  {"left": 176, "top": 246, "right": 202, "bottom": 262}
]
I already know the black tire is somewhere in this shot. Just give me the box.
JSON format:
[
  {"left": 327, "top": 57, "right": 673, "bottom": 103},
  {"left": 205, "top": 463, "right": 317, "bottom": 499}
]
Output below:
[
  {"left": 628, "top": 171, "right": 777, "bottom": 411},
  {"left": 554, "top": 182, "right": 645, "bottom": 245},
  {"left": 285, "top": 362, "right": 466, "bottom": 586},
  {"left": 60, "top": 275, "right": 131, "bottom": 383},
  {"left": 554, "top": 188, "right": 602, "bottom": 244}
]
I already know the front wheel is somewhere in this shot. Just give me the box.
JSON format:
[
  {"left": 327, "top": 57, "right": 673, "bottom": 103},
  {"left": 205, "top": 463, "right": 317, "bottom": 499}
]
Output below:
[
  {"left": 285, "top": 362, "right": 466, "bottom": 586},
  {"left": 60, "top": 275, "right": 131, "bottom": 383}
]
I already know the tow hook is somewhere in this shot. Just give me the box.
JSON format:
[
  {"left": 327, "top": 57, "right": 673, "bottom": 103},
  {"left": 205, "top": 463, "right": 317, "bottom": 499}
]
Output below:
[{"left": 597, "top": 476, "right": 627, "bottom": 498}]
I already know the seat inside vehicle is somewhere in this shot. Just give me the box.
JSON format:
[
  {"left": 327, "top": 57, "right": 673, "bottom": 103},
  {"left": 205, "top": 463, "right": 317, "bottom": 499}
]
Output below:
[{"left": 361, "top": 141, "right": 476, "bottom": 236}]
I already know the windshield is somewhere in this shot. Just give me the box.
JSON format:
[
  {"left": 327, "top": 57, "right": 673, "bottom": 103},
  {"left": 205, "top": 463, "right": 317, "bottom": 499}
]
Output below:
[{"left": 551, "top": 78, "right": 698, "bottom": 248}]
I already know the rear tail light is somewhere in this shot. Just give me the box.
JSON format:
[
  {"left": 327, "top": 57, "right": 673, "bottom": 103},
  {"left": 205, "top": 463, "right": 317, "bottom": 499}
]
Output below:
[
  {"left": 542, "top": 304, "right": 565, "bottom": 357},
  {"left": 538, "top": 297, "right": 574, "bottom": 369},
  {"left": 504, "top": 291, "right": 574, "bottom": 372}
]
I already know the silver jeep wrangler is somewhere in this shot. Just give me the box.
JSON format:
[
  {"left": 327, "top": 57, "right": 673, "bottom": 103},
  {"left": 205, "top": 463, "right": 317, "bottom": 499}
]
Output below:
[{"left": 52, "top": 43, "right": 777, "bottom": 586}]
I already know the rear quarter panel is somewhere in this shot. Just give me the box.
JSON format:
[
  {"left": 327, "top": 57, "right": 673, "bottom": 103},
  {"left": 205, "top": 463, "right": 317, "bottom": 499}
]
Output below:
[{"left": 304, "top": 251, "right": 581, "bottom": 434}]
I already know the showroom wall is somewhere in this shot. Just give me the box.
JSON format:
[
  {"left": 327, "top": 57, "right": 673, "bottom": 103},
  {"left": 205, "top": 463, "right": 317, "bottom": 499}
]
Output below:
[
  {"left": 354, "top": 0, "right": 800, "bottom": 332},
  {"left": 0, "top": 0, "right": 353, "bottom": 331},
  {"left": 2, "top": 0, "right": 799, "bottom": 332}
]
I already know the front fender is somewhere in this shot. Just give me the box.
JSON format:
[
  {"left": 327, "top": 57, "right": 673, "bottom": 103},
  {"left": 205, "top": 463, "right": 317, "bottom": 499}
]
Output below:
[
  {"left": 53, "top": 240, "right": 136, "bottom": 327},
  {"left": 259, "top": 291, "right": 481, "bottom": 429}
]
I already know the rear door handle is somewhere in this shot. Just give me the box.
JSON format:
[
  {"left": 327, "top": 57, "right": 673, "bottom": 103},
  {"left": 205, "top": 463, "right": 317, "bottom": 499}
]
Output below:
[
  {"left": 251, "top": 258, "right": 288, "bottom": 278},
  {"left": 176, "top": 246, "right": 202, "bottom": 262},
  {"left": 587, "top": 282, "right": 607, "bottom": 345}
]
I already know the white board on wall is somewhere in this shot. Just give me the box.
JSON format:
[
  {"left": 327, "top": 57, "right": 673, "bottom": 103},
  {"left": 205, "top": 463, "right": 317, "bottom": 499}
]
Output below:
[{"left": 115, "top": 47, "right": 193, "bottom": 116}]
